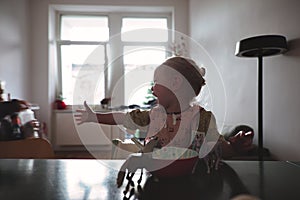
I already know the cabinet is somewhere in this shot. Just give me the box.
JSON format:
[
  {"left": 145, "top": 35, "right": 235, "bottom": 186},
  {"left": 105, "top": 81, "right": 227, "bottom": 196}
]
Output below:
[{"left": 53, "top": 111, "right": 123, "bottom": 147}]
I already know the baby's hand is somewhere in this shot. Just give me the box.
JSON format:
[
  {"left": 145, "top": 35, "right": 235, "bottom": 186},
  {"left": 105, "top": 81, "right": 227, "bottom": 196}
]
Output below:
[{"left": 74, "top": 101, "right": 98, "bottom": 125}]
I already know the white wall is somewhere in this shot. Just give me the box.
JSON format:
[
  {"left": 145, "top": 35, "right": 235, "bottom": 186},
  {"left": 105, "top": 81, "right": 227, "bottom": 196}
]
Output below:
[
  {"left": 0, "top": 0, "right": 31, "bottom": 100},
  {"left": 189, "top": 0, "right": 300, "bottom": 160}
]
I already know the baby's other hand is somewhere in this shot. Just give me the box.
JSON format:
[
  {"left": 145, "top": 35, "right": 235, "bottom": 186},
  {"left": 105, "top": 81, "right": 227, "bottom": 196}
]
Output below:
[{"left": 229, "top": 131, "right": 255, "bottom": 153}]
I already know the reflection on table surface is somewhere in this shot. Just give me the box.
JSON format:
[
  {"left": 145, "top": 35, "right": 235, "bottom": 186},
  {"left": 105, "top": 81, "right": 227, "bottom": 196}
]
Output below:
[
  {"left": 0, "top": 159, "right": 300, "bottom": 200},
  {"left": 138, "top": 161, "right": 249, "bottom": 200},
  {"left": 0, "top": 159, "right": 123, "bottom": 200},
  {"left": 287, "top": 161, "right": 300, "bottom": 167}
]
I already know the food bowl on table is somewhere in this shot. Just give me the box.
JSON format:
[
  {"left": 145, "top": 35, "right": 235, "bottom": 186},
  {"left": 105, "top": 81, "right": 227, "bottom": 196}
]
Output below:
[{"left": 149, "top": 147, "right": 199, "bottom": 178}]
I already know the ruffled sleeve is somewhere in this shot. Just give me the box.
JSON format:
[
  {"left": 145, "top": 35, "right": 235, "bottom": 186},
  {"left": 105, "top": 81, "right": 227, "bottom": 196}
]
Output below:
[{"left": 123, "top": 109, "right": 150, "bottom": 132}]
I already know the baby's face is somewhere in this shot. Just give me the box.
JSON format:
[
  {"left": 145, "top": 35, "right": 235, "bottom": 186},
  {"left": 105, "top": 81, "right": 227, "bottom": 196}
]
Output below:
[
  {"left": 151, "top": 67, "right": 176, "bottom": 106},
  {"left": 151, "top": 64, "right": 196, "bottom": 108}
]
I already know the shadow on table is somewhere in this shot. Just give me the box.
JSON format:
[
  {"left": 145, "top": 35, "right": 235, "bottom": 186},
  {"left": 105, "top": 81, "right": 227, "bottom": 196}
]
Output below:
[{"left": 137, "top": 160, "right": 250, "bottom": 200}]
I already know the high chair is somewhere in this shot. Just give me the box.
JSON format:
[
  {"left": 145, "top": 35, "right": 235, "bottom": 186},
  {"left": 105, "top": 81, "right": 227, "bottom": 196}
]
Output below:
[{"left": 111, "top": 138, "right": 140, "bottom": 159}]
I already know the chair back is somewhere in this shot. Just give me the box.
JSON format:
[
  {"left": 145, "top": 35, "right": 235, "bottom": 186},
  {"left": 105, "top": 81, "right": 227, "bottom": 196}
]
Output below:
[{"left": 0, "top": 138, "right": 55, "bottom": 159}]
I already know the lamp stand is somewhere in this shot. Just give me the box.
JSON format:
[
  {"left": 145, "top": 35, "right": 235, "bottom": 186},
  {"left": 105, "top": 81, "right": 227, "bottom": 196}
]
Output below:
[
  {"left": 258, "top": 56, "right": 263, "bottom": 161},
  {"left": 235, "top": 35, "right": 288, "bottom": 161}
]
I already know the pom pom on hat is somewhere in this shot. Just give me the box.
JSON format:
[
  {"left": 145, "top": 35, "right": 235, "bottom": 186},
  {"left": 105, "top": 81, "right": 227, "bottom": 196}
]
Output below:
[
  {"left": 185, "top": 57, "right": 206, "bottom": 77},
  {"left": 199, "top": 67, "right": 206, "bottom": 77}
]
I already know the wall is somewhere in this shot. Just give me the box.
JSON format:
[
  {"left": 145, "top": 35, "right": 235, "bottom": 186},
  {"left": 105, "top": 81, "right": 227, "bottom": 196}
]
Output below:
[
  {"left": 0, "top": 0, "right": 31, "bottom": 100},
  {"left": 189, "top": 0, "right": 300, "bottom": 160}
]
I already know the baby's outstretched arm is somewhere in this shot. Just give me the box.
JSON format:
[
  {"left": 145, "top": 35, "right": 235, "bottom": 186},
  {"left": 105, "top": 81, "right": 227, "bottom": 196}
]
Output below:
[{"left": 74, "top": 101, "right": 126, "bottom": 125}]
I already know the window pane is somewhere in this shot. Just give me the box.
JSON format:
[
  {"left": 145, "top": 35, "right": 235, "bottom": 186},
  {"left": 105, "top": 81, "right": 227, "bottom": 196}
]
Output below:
[
  {"left": 123, "top": 46, "right": 166, "bottom": 66},
  {"left": 60, "top": 45, "right": 105, "bottom": 105},
  {"left": 121, "top": 18, "right": 168, "bottom": 42},
  {"left": 123, "top": 46, "right": 166, "bottom": 106},
  {"left": 60, "top": 15, "right": 109, "bottom": 41}
]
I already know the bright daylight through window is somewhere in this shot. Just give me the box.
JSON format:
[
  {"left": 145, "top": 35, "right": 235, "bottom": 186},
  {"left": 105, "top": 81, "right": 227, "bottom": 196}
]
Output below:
[{"left": 58, "top": 14, "right": 170, "bottom": 106}]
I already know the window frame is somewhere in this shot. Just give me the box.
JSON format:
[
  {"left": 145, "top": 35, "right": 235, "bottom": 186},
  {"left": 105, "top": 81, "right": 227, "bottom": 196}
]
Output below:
[{"left": 56, "top": 11, "right": 172, "bottom": 106}]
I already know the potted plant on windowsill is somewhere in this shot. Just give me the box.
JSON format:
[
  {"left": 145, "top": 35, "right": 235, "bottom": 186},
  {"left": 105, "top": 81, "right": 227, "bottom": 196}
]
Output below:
[{"left": 54, "top": 94, "right": 67, "bottom": 110}]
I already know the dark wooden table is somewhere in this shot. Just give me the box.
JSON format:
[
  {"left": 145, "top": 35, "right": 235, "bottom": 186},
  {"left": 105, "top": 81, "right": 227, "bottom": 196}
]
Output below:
[{"left": 0, "top": 159, "right": 299, "bottom": 200}]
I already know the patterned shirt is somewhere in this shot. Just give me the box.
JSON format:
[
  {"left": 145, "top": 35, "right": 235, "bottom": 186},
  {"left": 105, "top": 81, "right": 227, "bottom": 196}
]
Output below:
[{"left": 123, "top": 105, "right": 221, "bottom": 149}]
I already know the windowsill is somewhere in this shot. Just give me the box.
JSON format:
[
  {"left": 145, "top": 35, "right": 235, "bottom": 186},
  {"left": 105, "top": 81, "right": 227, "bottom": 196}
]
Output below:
[
  {"left": 53, "top": 105, "right": 111, "bottom": 113},
  {"left": 53, "top": 109, "right": 74, "bottom": 113}
]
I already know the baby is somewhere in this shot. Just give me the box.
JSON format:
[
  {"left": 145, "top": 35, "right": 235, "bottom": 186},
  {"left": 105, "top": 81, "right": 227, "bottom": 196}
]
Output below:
[{"left": 75, "top": 56, "right": 222, "bottom": 184}]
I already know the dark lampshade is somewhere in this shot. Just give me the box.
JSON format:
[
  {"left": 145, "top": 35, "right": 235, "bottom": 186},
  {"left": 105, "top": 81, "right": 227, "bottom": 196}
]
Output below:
[{"left": 235, "top": 35, "right": 288, "bottom": 57}]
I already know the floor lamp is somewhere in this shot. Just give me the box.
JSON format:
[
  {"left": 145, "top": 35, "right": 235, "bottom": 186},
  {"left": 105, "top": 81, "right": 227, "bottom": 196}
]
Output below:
[{"left": 235, "top": 35, "right": 288, "bottom": 161}]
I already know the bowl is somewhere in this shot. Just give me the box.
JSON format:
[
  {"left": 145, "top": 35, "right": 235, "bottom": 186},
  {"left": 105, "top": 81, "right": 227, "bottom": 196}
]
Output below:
[{"left": 149, "top": 147, "right": 199, "bottom": 178}]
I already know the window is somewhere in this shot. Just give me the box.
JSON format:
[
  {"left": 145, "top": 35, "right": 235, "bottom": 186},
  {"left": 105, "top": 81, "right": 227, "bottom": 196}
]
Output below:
[
  {"left": 122, "top": 17, "right": 169, "bottom": 106},
  {"left": 58, "top": 15, "right": 108, "bottom": 105},
  {"left": 60, "top": 15, "right": 109, "bottom": 41},
  {"left": 121, "top": 17, "right": 168, "bottom": 42},
  {"left": 57, "top": 13, "right": 171, "bottom": 106}
]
